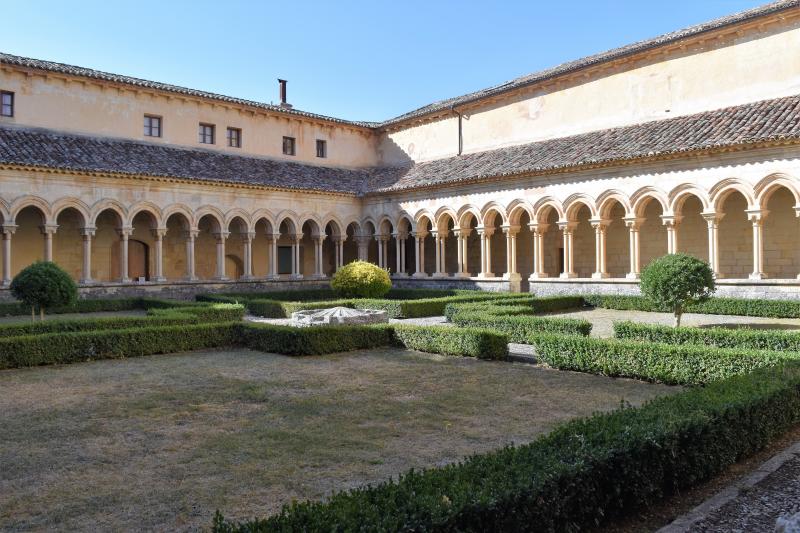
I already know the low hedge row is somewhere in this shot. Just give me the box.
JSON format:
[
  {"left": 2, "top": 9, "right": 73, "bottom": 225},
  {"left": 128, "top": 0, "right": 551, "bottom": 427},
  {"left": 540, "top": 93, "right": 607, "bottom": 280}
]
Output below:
[
  {"left": 0, "top": 296, "right": 204, "bottom": 317},
  {"left": 614, "top": 320, "right": 800, "bottom": 352},
  {"left": 584, "top": 294, "right": 800, "bottom": 318},
  {"left": 212, "top": 362, "right": 800, "bottom": 532},
  {"left": 0, "top": 303, "right": 245, "bottom": 338},
  {"left": 531, "top": 333, "right": 799, "bottom": 385},
  {"left": 392, "top": 324, "right": 508, "bottom": 360},
  {"left": 0, "top": 322, "right": 240, "bottom": 369},
  {"left": 447, "top": 297, "right": 591, "bottom": 340}
]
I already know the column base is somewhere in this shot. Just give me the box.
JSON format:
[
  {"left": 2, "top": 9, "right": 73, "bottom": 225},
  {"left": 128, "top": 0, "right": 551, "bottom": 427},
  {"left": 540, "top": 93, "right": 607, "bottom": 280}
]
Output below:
[
  {"left": 626, "top": 272, "right": 640, "bottom": 280},
  {"left": 432, "top": 272, "right": 449, "bottom": 279},
  {"left": 391, "top": 273, "right": 410, "bottom": 278},
  {"left": 79, "top": 278, "right": 94, "bottom": 285},
  {"left": 503, "top": 272, "right": 522, "bottom": 281},
  {"left": 290, "top": 274, "right": 304, "bottom": 280},
  {"left": 239, "top": 275, "right": 255, "bottom": 281},
  {"left": 184, "top": 275, "right": 199, "bottom": 282},
  {"left": 454, "top": 272, "right": 471, "bottom": 278},
  {"left": 412, "top": 272, "right": 429, "bottom": 278},
  {"left": 310, "top": 274, "right": 327, "bottom": 280},
  {"left": 266, "top": 274, "right": 280, "bottom": 281},
  {"left": 213, "top": 276, "right": 230, "bottom": 282},
  {"left": 119, "top": 277, "right": 132, "bottom": 283},
  {"left": 528, "top": 272, "right": 549, "bottom": 280},
  {"left": 152, "top": 276, "right": 167, "bottom": 283},
  {"left": 749, "top": 272, "right": 767, "bottom": 280},
  {"left": 478, "top": 272, "right": 495, "bottom": 278},
  {"left": 559, "top": 272, "right": 577, "bottom": 279},
  {"left": 591, "top": 272, "right": 610, "bottom": 279}
]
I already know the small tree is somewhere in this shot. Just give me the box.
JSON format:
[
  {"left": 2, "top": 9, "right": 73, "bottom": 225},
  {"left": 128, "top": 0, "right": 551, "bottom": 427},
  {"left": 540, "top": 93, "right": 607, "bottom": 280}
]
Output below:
[
  {"left": 331, "top": 260, "right": 392, "bottom": 298},
  {"left": 10, "top": 261, "right": 78, "bottom": 321},
  {"left": 639, "top": 254, "right": 715, "bottom": 327}
]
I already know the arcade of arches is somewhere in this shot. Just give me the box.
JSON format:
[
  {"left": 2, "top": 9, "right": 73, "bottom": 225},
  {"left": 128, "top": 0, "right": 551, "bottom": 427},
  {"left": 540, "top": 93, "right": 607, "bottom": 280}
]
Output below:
[{"left": 2, "top": 177, "right": 799, "bottom": 290}]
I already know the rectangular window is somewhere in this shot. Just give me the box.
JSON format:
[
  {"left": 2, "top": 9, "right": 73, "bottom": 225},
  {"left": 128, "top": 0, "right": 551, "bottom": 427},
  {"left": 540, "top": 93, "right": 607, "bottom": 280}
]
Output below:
[
  {"left": 199, "top": 123, "right": 215, "bottom": 144},
  {"left": 316, "top": 139, "right": 327, "bottom": 158},
  {"left": 0, "top": 91, "right": 13, "bottom": 117},
  {"left": 143, "top": 115, "right": 161, "bottom": 137},
  {"left": 282, "top": 136, "right": 296, "bottom": 156},
  {"left": 226, "top": 127, "right": 241, "bottom": 148}
]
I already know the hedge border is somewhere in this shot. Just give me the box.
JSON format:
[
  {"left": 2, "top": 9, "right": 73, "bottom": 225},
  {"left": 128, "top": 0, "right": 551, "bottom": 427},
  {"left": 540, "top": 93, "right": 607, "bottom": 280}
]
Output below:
[{"left": 585, "top": 294, "right": 800, "bottom": 318}]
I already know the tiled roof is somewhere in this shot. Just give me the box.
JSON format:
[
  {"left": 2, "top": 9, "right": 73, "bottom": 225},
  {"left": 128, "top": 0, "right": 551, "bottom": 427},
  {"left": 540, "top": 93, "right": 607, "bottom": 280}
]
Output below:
[
  {"left": 0, "top": 126, "right": 372, "bottom": 195},
  {"left": 368, "top": 94, "right": 800, "bottom": 193},
  {"left": 379, "top": 0, "right": 800, "bottom": 127},
  {"left": 0, "top": 54, "right": 379, "bottom": 129}
]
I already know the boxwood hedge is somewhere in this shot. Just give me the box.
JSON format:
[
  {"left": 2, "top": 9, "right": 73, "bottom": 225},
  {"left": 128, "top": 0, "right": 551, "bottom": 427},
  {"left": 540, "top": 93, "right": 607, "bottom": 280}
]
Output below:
[
  {"left": 584, "top": 294, "right": 800, "bottom": 318},
  {"left": 531, "top": 333, "right": 800, "bottom": 385},
  {"left": 212, "top": 362, "right": 800, "bottom": 532},
  {"left": 614, "top": 320, "right": 800, "bottom": 352}
]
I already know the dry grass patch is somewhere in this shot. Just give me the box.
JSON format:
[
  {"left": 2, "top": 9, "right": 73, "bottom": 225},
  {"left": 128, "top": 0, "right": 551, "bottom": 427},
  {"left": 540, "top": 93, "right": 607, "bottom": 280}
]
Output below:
[{"left": 0, "top": 347, "right": 676, "bottom": 531}]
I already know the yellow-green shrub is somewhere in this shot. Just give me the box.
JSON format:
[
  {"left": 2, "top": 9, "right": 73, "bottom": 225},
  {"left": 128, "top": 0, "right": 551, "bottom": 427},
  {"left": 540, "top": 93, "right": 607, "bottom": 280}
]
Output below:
[{"left": 330, "top": 260, "right": 391, "bottom": 298}]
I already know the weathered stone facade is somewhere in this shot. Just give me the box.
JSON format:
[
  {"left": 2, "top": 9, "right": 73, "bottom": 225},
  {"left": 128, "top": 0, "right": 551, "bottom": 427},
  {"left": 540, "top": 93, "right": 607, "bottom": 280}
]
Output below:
[{"left": 1, "top": 2, "right": 799, "bottom": 299}]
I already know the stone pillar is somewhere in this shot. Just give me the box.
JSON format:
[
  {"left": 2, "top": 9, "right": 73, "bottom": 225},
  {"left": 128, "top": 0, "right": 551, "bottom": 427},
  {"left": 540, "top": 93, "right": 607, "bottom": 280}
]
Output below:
[
  {"left": 590, "top": 219, "right": 610, "bottom": 279},
  {"left": 266, "top": 233, "right": 279, "bottom": 279},
  {"left": 185, "top": 229, "right": 198, "bottom": 281},
  {"left": 455, "top": 228, "right": 471, "bottom": 277},
  {"left": 393, "top": 233, "right": 402, "bottom": 275},
  {"left": 1, "top": 224, "right": 17, "bottom": 286},
  {"left": 42, "top": 223, "right": 58, "bottom": 262},
  {"left": 291, "top": 234, "right": 303, "bottom": 279},
  {"left": 413, "top": 233, "right": 426, "bottom": 277},
  {"left": 529, "top": 223, "right": 549, "bottom": 279},
  {"left": 747, "top": 209, "right": 767, "bottom": 280},
  {"left": 313, "top": 235, "right": 325, "bottom": 278},
  {"left": 557, "top": 222, "right": 577, "bottom": 278},
  {"left": 118, "top": 226, "right": 133, "bottom": 283},
  {"left": 476, "top": 226, "right": 494, "bottom": 277},
  {"left": 702, "top": 212, "right": 724, "bottom": 278},
  {"left": 501, "top": 225, "right": 521, "bottom": 280},
  {"left": 152, "top": 227, "right": 167, "bottom": 282},
  {"left": 79, "top": 225, "right": 95, "bottom": 284},
  {"left": 661, "top": 214, "right": 682, "bottom": 254},
  {"left": 624, "top": 217, "right": 642, "bottom": 279},
  {"left": 376, "top": 237, "right": 384, "bottom": 268},
  {"left": 213, "top": 231, "right": 230, "bottom": 281},
  {"left": 240, "top": 231, "right": 254, "bottom": 280},
  {"left": 336, "top": 237, "right": 345, "bottom": 271},
  {"left": 356, "top": 236, "right": 368, "bottom": 261},
  {"left": 431, "top": 231, "right": 444, "bottom": 277}
]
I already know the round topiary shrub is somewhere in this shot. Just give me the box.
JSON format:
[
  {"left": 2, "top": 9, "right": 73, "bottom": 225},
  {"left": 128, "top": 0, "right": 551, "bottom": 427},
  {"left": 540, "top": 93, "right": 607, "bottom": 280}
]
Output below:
[
  {"left": 331, "top": 260, "right": 391, "bottom": 298},
  {"left": 639, "top": 253, "right": 716, "bottom": 327},
  {"left": 10, "top": 261, "right": 78, "bottom": 321}
]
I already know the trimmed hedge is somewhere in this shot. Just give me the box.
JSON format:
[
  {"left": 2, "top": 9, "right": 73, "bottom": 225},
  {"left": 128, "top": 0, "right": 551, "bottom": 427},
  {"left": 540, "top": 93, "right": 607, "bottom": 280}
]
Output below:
[
  {"left": 0, "top": 322, "right": 240, "bottom": 369},
  {"left": 531, "top": 333, "right": 799, "bottom": 385},
  {"left": 585, "top": 294, "right": 800, "bottom": 318},
  {"left": 447, "top": 297, "right": 591, "bottom": 340},
  {"left": 391, "top": 325, "right": 508, "bottom": 360},
  {"left": 212, "top": 362, "right": 800, "bottom": 532}
]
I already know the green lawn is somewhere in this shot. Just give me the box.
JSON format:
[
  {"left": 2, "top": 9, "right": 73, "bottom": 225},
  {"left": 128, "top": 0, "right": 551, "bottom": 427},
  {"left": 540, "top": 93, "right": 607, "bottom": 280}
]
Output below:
[{"left": 0, "top": 347, "right": 676, "bottom": 530}]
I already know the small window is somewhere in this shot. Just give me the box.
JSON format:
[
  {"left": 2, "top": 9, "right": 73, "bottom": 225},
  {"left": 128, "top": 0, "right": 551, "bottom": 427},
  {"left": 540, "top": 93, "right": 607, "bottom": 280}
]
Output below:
[
  {"left": 226, "top": 127, "right": 241, "bottom": 148},
  {"left": 282, "top": 136, "right": 296, "bottom": 156},
  {"left": 143, "top": 115, "right": 161, "bottom": 137},
  {"left": 316, "top": 139, "right": 327, "bottom": 158},
  {"left": 199, "top": 123, "right": 215, "bottom": 144},
  {"left": 0, "top": 91, "right": 13, "bottom": 117}
]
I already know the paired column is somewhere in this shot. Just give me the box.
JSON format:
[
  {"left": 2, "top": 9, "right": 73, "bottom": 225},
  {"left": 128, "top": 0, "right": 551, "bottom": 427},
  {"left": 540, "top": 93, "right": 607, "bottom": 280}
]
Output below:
[
  {"left": 501, "top": 225, "right": 520, "bottom": 280},
  {"left": 393, "top": 232, "right": 408, "bottom": 276},
  {"left": 1, "top": 224, "right": 17, "bottom": 286},
  {"left": 291, "top": 234, "right": 303, "bottom": 279},
  {"left": 241, "top": 231, "right": 255, "bottom": 280},
  {"left": 702, "top": 212, "right": 724, "bottom": 278},
  {"left": 529, "top": 223, "right": 549, "bottom": 279},
  {"left": 213, "top": 231, "right": 229, "bottom": 281},
  {"left": 118, "top": 226, "right": 133, "bottom": 283},
  {"left": 477, "top": 226, "right": 494, "bottom": 277},
  {"left": 412, "top": 232, "right": 426, "bottom": 277},
  {"left": 313, "top": 234, "right": 325, "bottom": 278},
  {"left": 333, "top": 236, "right": 345, "bottom": 272},
  {"left": 661, "top": 215, "right": 682, "bottom": 254},
  {"left": 42, "top": 223, "right": 58, "bottom": 262},
  {"left": 152, "top": 228, "right": 167, "bottom": 282},
  {"left": 747, "top": 209, "right": 767, "bottom": 280},
  {"left": 80, "top": 225, "right": 95, "bottom": 284},
  {"left": 454, "top": 228, "right": 471, "bottom": 277},
  {"left": 432, "top": 230, "right": 445, "bottom": 277},
  {"left": 376, "top": 236, "right": 390, "bottom": 271},
  {"left": 590, "top": 219, "right": 610, "bottom": 279},
  {"left": 356, "top": 236, "right": 369, "bottom": 261},
  {"left": 624, "top": 217, "right": 642, "bottom": 279},
  {"left": 185, "top": 229, "right": 199, "bottom": 281},
  {"left": 557, "top": 222, "right": 577, "bottom": 278}
]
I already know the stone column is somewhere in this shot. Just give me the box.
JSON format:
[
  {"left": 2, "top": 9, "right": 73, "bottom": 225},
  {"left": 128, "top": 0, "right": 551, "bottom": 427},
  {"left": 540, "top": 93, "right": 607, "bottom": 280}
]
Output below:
[
  {"left": 393, "top": 232, "right": 402, "bottom": 275},
  {"left": 376, "top": 237, "right": 384, "bottom": 268},
  {"left": 79, "top": 225, "right": 95, "bottom": 284},
  {"left": 702, "top": 212, "right": 724, "bottom": 278},
  {"left": 240, "top": 231, "right": 255, "bottom": 280},
  {"left": 213, "top": 231, "right": 230, "bottom": 281},
  {"left": 185, "top": 229, "right": 198, "bottom": 281},
  {"left": 624, "top": 217, "right": 642, "bottom": 279},
  {"left": 431, "top": 230, "right": 444, "bottom": 277},
  {"left": 747, "top": 209, "right": 767, "bottom": 280},
  {"left": 118, "top": 226, "right": 133, "bottom": 283},
  {"left": 476, "top": 226, "right": 495, "bottom": 277},
  {"left": 590, "top": 219, "right": 610, "bottom": 279},
  {"left": 1, "top": 224, "right": 17, "bottom": 286},
  {"left": 455, "top": 228, "right": 471, "bottom": 277},
  {"left": 661, "top": 214, "right": 682, "bottom": 254},
  {"left": 291, "top": 234, "right": 303, "bottom": 279},
  {"left": 529, "top": 223, "right": 549, "bottom": 279},
  {"left": 152, "top": 227, "right": 167, "bottom": 282},
  {"left": 42, "top": 223, "right": 58, "bottom": 262},
  {"left": 267, "top": 233, "right": 279, "bottom": 279},
  {"left": 336, "top": 237, "right": 345, "bottom": 271},
  {"left": 313, "top": 235, "right": 325, "bottom": 278},
  {"left": 413, "top": 233, "right": 426, "bottom": 277},
  {"left": 557, "top": 222, "right": 577, "bottom": 278},
  {"left": 501, "top": 225, "right": 521, "bottom": 280}
]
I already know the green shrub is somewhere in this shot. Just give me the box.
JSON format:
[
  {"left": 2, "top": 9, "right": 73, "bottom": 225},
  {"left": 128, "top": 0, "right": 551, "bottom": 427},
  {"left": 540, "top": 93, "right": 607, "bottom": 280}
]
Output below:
[
  {"left": 613, "top": 321, "right": 800, "bottom": 352},
  {"left": 237, "top": 323, "right": 393, "bottom": 356},
  {"left": 212, "top": 363, "right": 800, "bottom": 532},
  {"left": 639, "top": 254, "right": 715, "bottom": 327},
  {"left": 391, "top": 325, "right": 508, "bottom": 360},
  {"left": 0, "top": 322, "right": 239, "bottom": 369},
  {"left": 531, "top": 333, "right": 797, "bottom": 385},
  {"left": 9, "top": 261, "right": 78, "bottom": 320},
  {"left": 331, "top": 260, "right": 392, "bottom": 298},
  {"left": 584, "top": 294, "right": 800, "bottom": 319}
]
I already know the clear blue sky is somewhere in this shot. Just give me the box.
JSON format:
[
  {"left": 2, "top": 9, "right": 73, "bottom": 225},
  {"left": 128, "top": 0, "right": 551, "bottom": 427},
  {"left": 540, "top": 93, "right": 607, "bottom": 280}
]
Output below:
[{"left": 1, "top": 0, "right": 766, "bottom": 122}]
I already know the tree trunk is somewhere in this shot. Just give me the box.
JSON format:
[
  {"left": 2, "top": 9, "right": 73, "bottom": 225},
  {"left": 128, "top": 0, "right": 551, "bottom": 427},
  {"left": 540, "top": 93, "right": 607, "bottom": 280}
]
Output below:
[
  {"left": 31, "top": 305, "right": 35, "bottom": 323},
  {"left": 40, "top": 308, "right": 44, "bottom": 322},
  {"left": 674, "top": 311, "right": 682, "bottom": 328}
]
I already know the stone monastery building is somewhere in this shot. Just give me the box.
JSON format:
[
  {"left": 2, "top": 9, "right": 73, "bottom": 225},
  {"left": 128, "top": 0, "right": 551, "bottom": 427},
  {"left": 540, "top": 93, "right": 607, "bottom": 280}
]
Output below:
[{"left": 1, "top": 1, "right": 800, "bottom": 299}]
